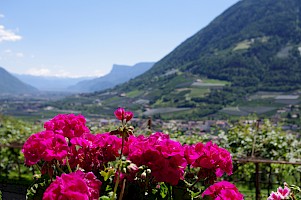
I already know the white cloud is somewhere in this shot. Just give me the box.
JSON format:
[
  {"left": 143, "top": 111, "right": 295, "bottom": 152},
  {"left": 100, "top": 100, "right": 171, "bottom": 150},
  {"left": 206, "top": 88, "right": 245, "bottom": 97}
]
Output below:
[
  {"left": 0, "top": 14, "right": 4, "bottom": 18},
  {"left": 93, "top": 69, "right": 106, "bottom": 77},
  {"left": 16, "top": 52, "right": 24, "bottom": 57},
  {"left": 55, "top": 69, "right": 72, "bottom": 77},
  {"left": 0, "top": 25, "right": 22, "bottom": 42},
  {"left": 25, "top": 67, "right": 78, "bottom": 77},
  {"left": 26, "top": 68, "right": 51, "bottom": 76},
  {"left": 2, "top": 49, "right": 24, "bottom": 58},
  {"left": 4, "top": 49, "right": 12, "bottom": 53}
]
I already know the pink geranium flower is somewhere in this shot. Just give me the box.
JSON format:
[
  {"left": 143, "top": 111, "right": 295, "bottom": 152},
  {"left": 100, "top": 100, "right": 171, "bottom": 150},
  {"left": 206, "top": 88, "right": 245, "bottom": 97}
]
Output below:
[
  {"left": 43, "top": 170, "right": 102, "bottom": 200},
  {"left": 268, "top": 191, "right": 282, "bottom": 200},
  {"left": 187, "top": 141, "right": 233, "bottom": 178},
  {"left": 184, "top": 144, "right": 199, "bottom": 165},
  {"left": 22, "top": 130, "right": 69, "bottom": 165},
  {"left": 268, "top": 185, "right": 291, "bottom": 200},
  {"left": 44, "top": 114, "right": 90, "bottom": 139},
  {"left": 42, "top": 132, "right": 69, "bottom": 162},
  {"left": 202, "top": 181, "right": 244, "bottom": 200},
  {"left": 69, "top": 133, "right": 122, "bottom": 172},
  {"left": 22, "top": 131, "right": 47, "bottom": 165},
  {"left": 128, "top": 132, "right": 186, "bottom": 185},
  {"left": 277, "top": 186, "right": 290, "bottom": 199}
]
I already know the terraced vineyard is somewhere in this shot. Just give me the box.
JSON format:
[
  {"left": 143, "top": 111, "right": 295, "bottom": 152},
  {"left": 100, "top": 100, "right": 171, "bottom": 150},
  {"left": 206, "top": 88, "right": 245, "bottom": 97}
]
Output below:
[{"left": 219, "top": 91, "right": 301, "bottom": 117}]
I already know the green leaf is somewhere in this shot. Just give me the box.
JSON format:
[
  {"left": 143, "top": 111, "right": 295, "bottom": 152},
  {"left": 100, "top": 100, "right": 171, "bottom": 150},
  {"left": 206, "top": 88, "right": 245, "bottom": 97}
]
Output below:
[
  {"left": 187, "top": 188, "right": 201, "bottom": 199},
  {"left": 99, "top": 195, "right": 110, "bottom": 200},
  {"left": 26, "top": 175, "right": 50, "bottom": 200},
  {"left": 159, "top": 183, "right": 168, "bottom": 199},
  {"left": 100, "top": 168, "right": 115, "bottom": 181}
]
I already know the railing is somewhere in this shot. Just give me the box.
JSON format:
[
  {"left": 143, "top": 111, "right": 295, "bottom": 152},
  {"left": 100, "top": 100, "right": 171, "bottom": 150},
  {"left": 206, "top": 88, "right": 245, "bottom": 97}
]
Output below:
[{"left": 233, "top": 158, "right": 301, "bottom": 200}]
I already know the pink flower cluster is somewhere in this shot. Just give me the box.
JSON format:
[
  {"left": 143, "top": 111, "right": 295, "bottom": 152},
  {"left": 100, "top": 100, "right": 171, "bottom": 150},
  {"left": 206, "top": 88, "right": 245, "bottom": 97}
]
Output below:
[
  {"left": 22, "top": 114, "right": 90, "bottom": 166},
  {"left": 184, "top": 141, "right": 233, "bottom": 178},
  {"left": 44, "top": 114, "right": 90, "bottom": 139},
  {"left": 22, "top": 108, "right": 240, "bottom": 199},
  {"left": 127, "top": 132, "right": 187, "bottom": 185},
  {"left": 69, "top": 132, "right": 122, "bottom": 172},
  {"left": 202, "top": 181, "right": 244, "bottom": 200},
  {"left": 43, "top": 170, "right": 102, "bottom": 200},
  {"left": 268, "top": 185, "right": 291, "bottom": 200},
  {"left": 22, "top": 130, "right": 69, "bottom": 166},
  {"left": 22, "top": 113, "right": 126, "bottom": 170}
]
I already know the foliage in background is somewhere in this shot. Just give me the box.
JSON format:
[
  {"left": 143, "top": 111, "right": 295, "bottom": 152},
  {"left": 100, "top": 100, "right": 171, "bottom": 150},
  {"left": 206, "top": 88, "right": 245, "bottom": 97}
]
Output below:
[
  {"left": 217, "top": 119, "right": 301, "bottom": 161},
  {"left": 216, "top": 119, "right": 301, "bottom": 192},
  {"left": 0, "top": 115, "right": 42, "bottom": 182}
]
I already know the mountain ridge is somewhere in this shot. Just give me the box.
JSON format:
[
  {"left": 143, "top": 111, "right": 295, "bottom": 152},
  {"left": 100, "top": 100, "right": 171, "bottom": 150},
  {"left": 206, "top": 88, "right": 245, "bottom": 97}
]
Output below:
[
  {"left": 68, "top": 62, "right": 154, "bottom": 92},
  {"left": 0, "top": 67, "right": 38, "bottom": 94},
  {"left": 15, "top": 74, "right": 95, "bottom": 91}
]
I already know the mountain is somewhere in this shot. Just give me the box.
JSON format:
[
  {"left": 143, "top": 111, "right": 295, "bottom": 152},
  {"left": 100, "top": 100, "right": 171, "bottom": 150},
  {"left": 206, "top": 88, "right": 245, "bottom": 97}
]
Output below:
[
  {"left": 68, "top": 62, "right": 154, "bottom": 92},
  {"left": 123, "top": 0, "right": 301, "bottom": 89},
  {"left": 0, "top": 67, "right": 38, "bottom": 94},
  {"left": 14, "top": 74, "right": 95, "bottom": 91},
  {"left": 56, "top": 0, "right": 301, "bottom": 119}
]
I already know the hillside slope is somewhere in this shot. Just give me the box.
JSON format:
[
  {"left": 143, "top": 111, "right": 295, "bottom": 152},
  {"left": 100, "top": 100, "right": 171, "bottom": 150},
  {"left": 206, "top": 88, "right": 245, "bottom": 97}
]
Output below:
[
  {"left": 0, "top": 67, "right": 38, "bottom": 94},
  {"left": 122, "top": 0, "right": 301, "bottom": 90}
]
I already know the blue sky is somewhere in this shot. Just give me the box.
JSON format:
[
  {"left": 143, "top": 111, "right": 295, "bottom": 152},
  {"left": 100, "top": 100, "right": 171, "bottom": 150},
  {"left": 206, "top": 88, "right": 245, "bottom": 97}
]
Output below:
[{"left": 0, "top": 1, "right": 238, "bottom": 77}]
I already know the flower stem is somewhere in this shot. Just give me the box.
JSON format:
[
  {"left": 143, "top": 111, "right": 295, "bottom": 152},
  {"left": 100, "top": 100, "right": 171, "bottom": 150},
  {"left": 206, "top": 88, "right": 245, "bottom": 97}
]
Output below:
[
  {"left": 189, "top": 169, "right": 203, "bottom": 189},
  {"left": 118, "top": 179, "right": 126, "bottom": 200},
  {"left": 34, "top": 163, "right": 41, "bottom": 172},
  {"left": 55, "top": 161, "right": 65, "bottom": 174},
  {"left": 112, "top": 169, "right": 121, "bottom": 200},
  {"left": 111, "top": 129, "right": 126, "bottom": 200},
  {"left": 65, "top": 157, "right": 72, "bottom": 173}
]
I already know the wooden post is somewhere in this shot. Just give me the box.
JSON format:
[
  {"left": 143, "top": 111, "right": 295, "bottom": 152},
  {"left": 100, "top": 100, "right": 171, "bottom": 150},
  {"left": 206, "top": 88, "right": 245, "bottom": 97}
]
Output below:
[
  {"left": 267, "top": 164, "right": 272, "bottom": 197},
  {"left": 147, "top": 117, "right": 152, "bottom": 130},
  {"left": 255, "top": 163, "right": 261, "bottom": 200}
]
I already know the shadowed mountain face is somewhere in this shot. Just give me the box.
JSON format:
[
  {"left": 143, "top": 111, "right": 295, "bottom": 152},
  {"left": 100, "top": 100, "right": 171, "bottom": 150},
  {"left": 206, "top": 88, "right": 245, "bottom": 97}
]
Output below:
[
  {"left": 0, "top": 67, "right": 38, "bottom": 94},
  {"left": 68, "top": 62, "right": 154, "bottom": 92}
]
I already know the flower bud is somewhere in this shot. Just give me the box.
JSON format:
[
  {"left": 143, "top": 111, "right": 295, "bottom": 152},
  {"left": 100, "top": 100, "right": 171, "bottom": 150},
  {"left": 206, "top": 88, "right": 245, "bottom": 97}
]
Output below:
[
  {"left": 141, "top": 172, "right": 147, "bottom": 179},
  {"left": 114, "top": 107, "right": 125, "bottom": 120},
  {"left": 124, "top": 111, "right": 133, "bottom": 122},
  {"left": 127, "top": 163, "right": 138, "bottom": 173}
]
